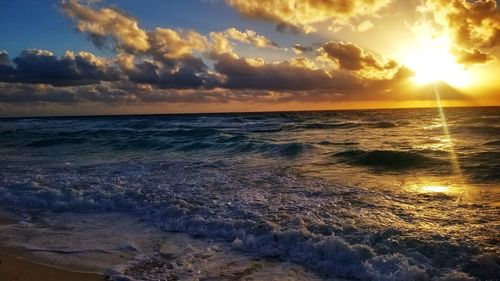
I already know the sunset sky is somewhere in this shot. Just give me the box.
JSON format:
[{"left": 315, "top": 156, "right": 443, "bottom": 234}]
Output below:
[{"left": 0, "top": 0, "right": 499, "bottom": 116}]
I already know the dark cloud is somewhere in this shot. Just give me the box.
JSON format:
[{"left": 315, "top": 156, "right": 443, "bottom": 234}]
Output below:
[
  {"left": 0, "top": 45, "right": 415, "bottom": 103},
  {"left": 322, "top": 41, "right": 397, "bottom": 71},
  {"left": 214, "top": 53, "right": 363, "bottom": 91},
  {"left": 0, "top": 49, "right": 121, "bottom": 86},
  {"left": 123, "top": 60, "right": 159, "bottom": 84},
  {"left": 3, "top": 0, "right": 481, "bottom": 111},
  {"left": 292, "top": 44, "right": 314, "bottom": 54},
  {"left": 0, "top": 83, "right": 81, "bottom": 104},
  {"left": 60, "top": 1, "right": 285, "bottom": 90},
  {"left": 0, "top": 73, "right": 467, "bottom": 107},
  {"left": 0, "top": 47, "right": 215, "bottom": 90},
  {"left": 454, "top": 48, "right": 495, "bottom": 65},
  {"left": 0, "top": 51, "right": 17, "bottom": 79},
  {"left": 120, "top": 57, "right": 219, "bottom": 89}
]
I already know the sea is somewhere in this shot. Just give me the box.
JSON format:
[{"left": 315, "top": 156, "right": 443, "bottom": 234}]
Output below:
[{"left": 0, "top": 106, "right": 498, "bottom": 280}]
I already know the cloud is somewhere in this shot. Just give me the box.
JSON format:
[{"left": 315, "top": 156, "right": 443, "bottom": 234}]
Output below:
[
  {"left": 222, "top": 28, "right": 279, "bottom": 49},
  {"left": 122, "top": 58, "right": 219, "bottom": 89},
  {"left": 292, "top": 44, "right": 314, "bottom": 54},
  {"left": 61, "top": 1, "right": 277, "bottom": 56},
  {"left": 61, "top": 0, "right": 150, "bottom": 52},
  {"left": 213, "top": 53, "right": 363, "bottom": 91},
  {"left": 424, "top": 0, "right": 499, "bottom": 49},
  {"left": 0, "top": 51, "right": 16, "bottom": 78},
  {"left": 208, "top": 31, "right": 234, "bottom": 56},
  {"left": 0, "top": 71, "right": 463, "bottom": 106},
  {"left": 417, "top": 0, "right": 499, "bottom": 65},
  {"left": 148, "top": 28, "right": 208, "bottom": 60},
  {"left": 0, "top": 49, "right": 120, "bottom": 86},
  {"left": 5, "top": 0, "right": 478, "bottom": 111},
  {"left": 225, "top": 0, "right": 393, "bottom": 32},
  {"left": 60, "top": 1, "right": 285, "bottom": 88},
  {"left": 321, "top": 42, "right": 397, "bottom": 73},
  {"left": 354, "top": 20, "right": 374, "bottom": 32},
  {"left": 454, "top": 47, "right": 495, "bottom": 65},
  {"left": 0, "top": 41, "right": 414, "bottom": 102},
  {"left": 0, "top": 51, "right": 12, "bottom": 66},
  {"left": 0, "top": 81, "right": 244, "bottom": 104}
]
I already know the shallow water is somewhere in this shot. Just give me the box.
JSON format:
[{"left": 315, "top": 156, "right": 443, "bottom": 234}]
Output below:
[{"left": 0, "top": 107, "right": 499, "bottom": 280}]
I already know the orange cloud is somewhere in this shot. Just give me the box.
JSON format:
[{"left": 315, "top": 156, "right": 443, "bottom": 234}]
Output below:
[
  {"left": 320, "top": 42, "right": 399, "bottom": 79},
  {"left": 61, "top": 0, "right": 150, "bottom": 52},
  {"left": 226, "top": 0, "right": 393, "bottom": 32},
  {"left": 223, "top": 28, "right": 279, "bottom": 49},
  {"left": 3, "top": 0, "right": 482, "bottom": 111},
  {"left": 149, "top": 28, "right": 207, "bottom": 60},
  {"left": 417, "top": 0, "right": 499, "bottom": 65},
  {"left": 453, "top": 47, "right": 495, "bottom": 65}
]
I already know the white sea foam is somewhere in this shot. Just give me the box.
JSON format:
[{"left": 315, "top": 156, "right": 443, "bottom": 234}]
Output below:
[
  {"left": 0, "top": 211, "right": 323, "bottom": 280},
  {"left": 0, "top": 108, "right": 499, "bottom": 280},
  {"left": 0, "top": 157, "right": 496, "bottom": 280}
]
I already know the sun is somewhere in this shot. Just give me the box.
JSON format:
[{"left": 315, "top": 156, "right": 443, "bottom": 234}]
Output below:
[{"left": 403, "top": 36, "right": 471, "bottom": 88}]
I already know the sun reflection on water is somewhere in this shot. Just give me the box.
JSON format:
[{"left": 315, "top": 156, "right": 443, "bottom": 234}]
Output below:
[
  {"left": 421, "top": 185, "right": 449, "bottom": 193},
  {"left": 406, "top": 180, "right": 471, "bottom": 197},
  {"left": 433, "top": 84, "right": 462, "bottom": 176}
]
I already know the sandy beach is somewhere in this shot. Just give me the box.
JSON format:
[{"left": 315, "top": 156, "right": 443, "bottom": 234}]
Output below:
[
  {"left": 0, "top": 251, "right": 105, "bottom": 281},
  {"left": 0, "top": 216, "right": 105, "bottom": 281}
]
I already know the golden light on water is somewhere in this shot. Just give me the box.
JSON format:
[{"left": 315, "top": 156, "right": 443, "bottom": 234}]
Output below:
[
  {"left": 421, "top": 185, "right": 450, "bottom": 193},
  {"left": 411, "top": 182, "right": 469, "bottom": 196},
  {"left": 434, "top": 84, "right": 462, "bottom": 175}
]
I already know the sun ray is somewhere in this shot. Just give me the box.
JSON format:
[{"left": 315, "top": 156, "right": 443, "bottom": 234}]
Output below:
[{"left": 433, "top": 83, "right": 462, "bottom": 175}]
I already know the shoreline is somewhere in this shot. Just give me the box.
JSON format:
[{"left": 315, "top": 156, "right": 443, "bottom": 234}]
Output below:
[
  {"left": 0, "top": 250, "right": 105, "bottom": 281},
  {"left": 0, "top": 214, "right": 105, "bottom": 281}
]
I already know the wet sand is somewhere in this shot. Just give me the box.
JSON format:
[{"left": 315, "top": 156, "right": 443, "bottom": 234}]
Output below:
[
  {"left": 0, "top": 216, "right": 105, "bottom": 281},
  {"left": 0, "top": 251, "right": 105, "bottom": 281}
]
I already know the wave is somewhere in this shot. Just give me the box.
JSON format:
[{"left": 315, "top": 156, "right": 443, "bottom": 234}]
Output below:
[
  {"left": 483, "top": 140, "right": 500, "bottom": 146},
  {"left": 162, "top": 128, "right": 223, "bottom": 138},
  {"left": 462, "top": 152, "right": 500, "bottom": 182},
  {"left": 461, "top": 125, "right": 500, "bottom": 135},
  {"left": 229, "top": 142, "right": 309, "bottom": 157},
  {"left": 300, "top": 121, "right": 397, "bottom": 130},
  {"left": 0, "top": 159, "right": 491, "bottom": 280},
  {"left": 333, "top": 149, "right": 449, "bottom": 170},
  {"left": 371, "top": 121, "right": 397, "bottom": 128},
  {"left": 1, "top": 108, "right": 499, "bottom": 279},
  {"left": 246, "top": 127, "right": 283, "bottom": 133},
  {"left": 9, "top": 128, "right": 310, "bottom": 158},
  {"left": 24, "top": 137, "right": 88, "bottom": 147},
  {"left": 300, "top": 122, "right": 361, "bottom": 130},
  {"left": 317, "top": 141, "right": 359, "bottom": 146},
  {"left": 266, "top": 142, "right": 308, "bottom": 157}
]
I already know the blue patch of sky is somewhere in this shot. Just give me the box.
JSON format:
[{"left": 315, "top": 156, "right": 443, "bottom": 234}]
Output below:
[{"left": 0, "top": 0, "right": 322, "bottom": 61}]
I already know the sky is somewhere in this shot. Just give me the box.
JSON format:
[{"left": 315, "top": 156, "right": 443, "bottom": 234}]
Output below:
[{"left": 0, "top": 0, "right": 499, "bottom": 116}]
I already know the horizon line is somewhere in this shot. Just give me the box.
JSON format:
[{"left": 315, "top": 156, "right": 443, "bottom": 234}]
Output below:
[{"left": 1, "top": 104, "right": 498, "bottom": 119}]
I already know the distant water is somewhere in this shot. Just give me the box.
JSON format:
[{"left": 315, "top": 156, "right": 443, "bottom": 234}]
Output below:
[{"left": 0, "top": 107, "right": 499, "bottom": 280}]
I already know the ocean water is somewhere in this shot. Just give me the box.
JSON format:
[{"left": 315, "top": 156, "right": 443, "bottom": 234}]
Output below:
[{"left": 0, "top": 107, "right": 499, "bottom": 280}]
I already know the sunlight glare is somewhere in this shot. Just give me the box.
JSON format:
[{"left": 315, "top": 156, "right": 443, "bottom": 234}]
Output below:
[
  {"left": 422, "top": 185, "right": 450, "bottom": 193},
  {"left": 403, "top": 36, "right": 471, "bottom": 87}
]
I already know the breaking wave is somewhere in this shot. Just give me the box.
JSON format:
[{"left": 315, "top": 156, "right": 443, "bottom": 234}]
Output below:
[
  {"left": 0, "top": 107, "right": 499, "bottom": 280},
  {"left": 0, "top": 159, "right": 495, "bottom": 280},
  {"left": 333, "top": 149, "right": 449, "bottom": 170}
]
